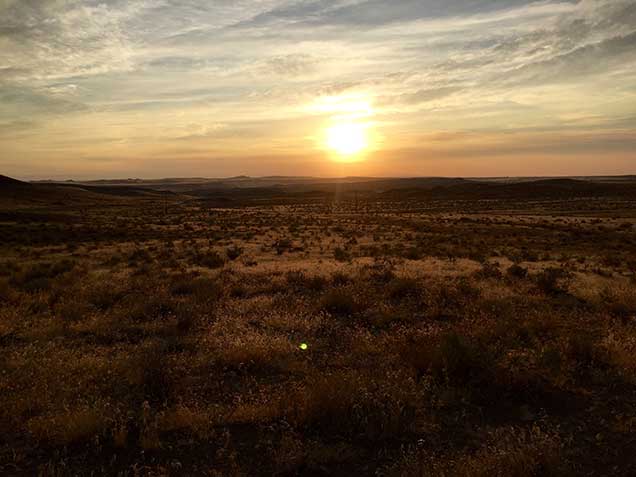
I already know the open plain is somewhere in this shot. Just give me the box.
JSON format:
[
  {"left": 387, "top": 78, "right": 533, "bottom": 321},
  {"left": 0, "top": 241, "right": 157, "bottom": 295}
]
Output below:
[{"left": 1, "top": 176, "right": 636, "bottom": 476}]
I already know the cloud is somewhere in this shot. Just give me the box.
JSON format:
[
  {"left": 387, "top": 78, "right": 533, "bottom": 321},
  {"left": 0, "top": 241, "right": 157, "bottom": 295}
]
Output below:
[
  {"left": 0, "top": 119, "right": 40, "bottom": 137},
  {"left": 240, "top": 0, "right": 557, "bottom": 29},
  {"left": 397, "top": 86, "right": 464, "bottom": 105},
  {"left": 501, "top": 30, "right": 636, "bottom": 86},
  {"left": 0, "top": 83, "right": 88, "bottom": 115},
  {"left": 260, "top": 54, "right": 318, "bottom": 76},
  {"left": 0, "top": 0, "right": 137, "bottom": 80}
]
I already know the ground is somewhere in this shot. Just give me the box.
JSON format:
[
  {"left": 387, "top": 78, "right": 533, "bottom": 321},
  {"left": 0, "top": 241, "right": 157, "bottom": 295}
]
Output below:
[{"left": 1, "top": 182, "right": 636, "bottom": 476}]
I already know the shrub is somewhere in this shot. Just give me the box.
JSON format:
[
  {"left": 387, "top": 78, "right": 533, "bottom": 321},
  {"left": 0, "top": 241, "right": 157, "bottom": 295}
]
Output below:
[
  {"left": 55, "top": 299, "right": 92, "bottom": 323},
  {"left": 123, "top": 292, "right": 176, "bottom": 323},
  {"left": 11, "top": 260, "right": 76, "bottom": 292},
  {"left": 170, "top": 275, "right": 221, "bottom": 303},
  {"left": 194, "top": 250, "right": 225, "bottom": 269},
  {"left": 333, "top": 247, "right": 350, "bottom": 262},
  {"left": 274, "top": 239, "right": 293, "bottom": 255},
  {"left": 229, "top": 283, "right": 248, "bottom": 298},
  {"left": 475, "top": 262, "right": 502, "bottom": 279},
  {"left": 285, "top": 271, "right": 327, "bottom": 292},
  {"left": 599, "top": 283, "right": 636, "bottom": 318},
  {"left": 536, "top": 267, "right": 570, "bottom": 296},
  {"left": 132, "top": 341, "right": 173, "bottom": 406},
  {"left": 87, "top": 283, "right": 125, "bottom": 310},
  {"left": 27, "top": 408, "right": 107, "bottom": 446},
  {"left": 403, "top": 332, "right": 493, "bottom": 385},
  {"left": 387, "top": 277, "right": 420, "bottom": 300},
  {"left": 0, "top": 278, "right": 14, "bottom": 302},
  {"left": 365, "top": 262, "right": 396, "bottom": 283},
  {"left": 507, "top": 263, "right": 528, "bottom": 279},
  {"left": 282, "top": 372, "right": 416, "bottom": 440},
  {"left": 226, "top": 245, "right": 243, "bottom": 261},
  {"left": 331, "top": 271, "right": 351, "bottom": 287},
  {"left": 320, "top": 289, "right": 357, "bottom": 316},
  {"left": 403, "top": 247, "right": 422, "bottom": 260},
  {"left": 129, "top": 248, "right": 152, "bottom": 265},
  {"left": 386, "top": 427, "right": 565, "bottom": 477}
]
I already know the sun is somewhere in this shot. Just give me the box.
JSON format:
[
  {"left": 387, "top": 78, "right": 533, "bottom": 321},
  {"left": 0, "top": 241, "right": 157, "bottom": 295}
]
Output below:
[{"left": 326, "top": 122, "right": 368, "bottom": 158}]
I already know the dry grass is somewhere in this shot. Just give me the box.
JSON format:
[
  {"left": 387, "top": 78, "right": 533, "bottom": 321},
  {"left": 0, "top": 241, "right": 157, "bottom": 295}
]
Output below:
[{"left": 0, "top": 197, "right": 635, "bottom": 475}]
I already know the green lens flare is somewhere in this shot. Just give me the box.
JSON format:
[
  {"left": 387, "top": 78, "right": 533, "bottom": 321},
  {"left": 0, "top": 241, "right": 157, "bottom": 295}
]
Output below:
[{"left": 299, "top": 343, "right": 308, "bottom": 350}]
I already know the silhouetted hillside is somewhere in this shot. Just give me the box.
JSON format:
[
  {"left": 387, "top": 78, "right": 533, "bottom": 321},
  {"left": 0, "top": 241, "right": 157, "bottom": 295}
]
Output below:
[
  {"left": 0, "top": 174, "right": 175, "bottom": 208},
  {"left": 0, "top": 175, "right": 29, "bottom": 187},
  {"left": 378, "top": 178, "right": 636, "bottom": 201}
]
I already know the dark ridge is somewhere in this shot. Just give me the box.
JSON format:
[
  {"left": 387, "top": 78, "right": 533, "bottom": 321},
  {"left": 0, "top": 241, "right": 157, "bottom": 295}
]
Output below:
[
  {"left": 415, "top": 178, "right": 636, "bottom": 200},
  {"left": 49, "top": 182, "right": 177, "bottom": 197},
  {"left": 0, "top": 174, "right": 29, "bottom": 187}
]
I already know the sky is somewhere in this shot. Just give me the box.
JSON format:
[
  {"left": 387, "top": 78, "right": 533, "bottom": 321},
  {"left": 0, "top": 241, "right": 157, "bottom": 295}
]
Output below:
[{"left": 0, "top": 0, "right": 635, "bottom": 180}]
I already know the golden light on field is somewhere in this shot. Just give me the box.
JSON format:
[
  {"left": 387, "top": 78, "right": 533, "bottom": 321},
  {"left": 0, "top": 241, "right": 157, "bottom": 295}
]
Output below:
[{"left": 325, "top": 122, "right": 368, "bottom": 158}]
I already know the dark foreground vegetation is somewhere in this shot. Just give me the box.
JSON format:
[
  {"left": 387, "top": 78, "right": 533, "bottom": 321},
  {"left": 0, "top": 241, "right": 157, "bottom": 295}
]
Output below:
[{"left": 1, "top": 175, "right": 636, "bottom": 475}]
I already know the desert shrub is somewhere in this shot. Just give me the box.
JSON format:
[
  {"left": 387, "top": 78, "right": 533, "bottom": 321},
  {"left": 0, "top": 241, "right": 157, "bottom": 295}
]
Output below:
[
  {"left": 210, "top": 331, "right": 292, "bottom": 374},
  {"left": 564, "top": 333, "right": 609, "bottom": 375},
  {"left": 229, "top": 283, "right": 248, "bottom": 298},
  {"left": 536, "top": 267, "right": 570, "bottom": 295},
  {"left": 521, "top": 249, "right": 539, "bottom": 262},
  {"left": 539, "top": 345, "right": 563, "bottom": 374},
  {"left": 169, "top": 275, "right": 220, "bottom": 303},
  {"left": 475, "top": 262, "right": 502, "bottom": 279},
  {"left": 129, "top": 248, "right": 152, "bottom": 265},
  {"left": 156, "top": 405, "right": 215, "bottom": 439},
  {"left": 55, "top": 299, "right": 93, "bottom": 323},
  {"left": 87, "top": 282, "right": 126, "bottom": 311},
  {"left": 226, "top": 245, "right": 243, "bottom": 261},
  {"left": 601, "top": 254, "right": 622, "bottom": 268},
  {"left": 403, "top": 332, "right": 494, "bottom": 385},
  {"left": 282, "top": 372, "right": 416, "bottom": 440},
  {"left": 507, "top": 263, "right": 528, "bottom": 279},
  {"left": 599, "top": 283, "right": 636, "bottom": 318},
  {"left": 122, "top": 291, "right": 176, "bottom": 323},
  {"left": 285, "top": 271, "right": 328, "bottom": 292},
  {"left": 333, "top": 247, "right": 350, "bottom": 262},
  {"left": 274, "top": 238, "right": 293, "bottom": 255},
  {"left": 169, "top": 301, "right": 201, "bottom": 334},
  {"left": 330, "top": 271, "right": 351, "bottom": 287},
  {"left": 320, "top": 289, "right": 357, "bottom": 316},
  {"left": 27, "top": 407, "right": 108, "bottom": 446},
  {"left": 130, "top": 341, "right": 174, "bottom": 406},
  {"left": 11, "top": 260, "right": 76, "bottom": 292},
  {"left": 364, "top": 262, "right": 396, "bottom": 283},
  {"left": 385, "top": 426, "right": 566, "bottom": 477},
  {"left": 0, "top": 260, "right": 20, "bottom": 277},
  {"left": 431, "top": 278, "right": 481, "bottom": 313},
  {"left": 387, "top": 277, "right": 420, "bottom": 300},
  {"left": 193, "top": 250, "right": 225, "bottom": 269},
  {"left": 0, "top": 278, "right": 13, "bottom": 302},
  {"left": 403, "top": 247, "right": 422, "bottom": 260}
]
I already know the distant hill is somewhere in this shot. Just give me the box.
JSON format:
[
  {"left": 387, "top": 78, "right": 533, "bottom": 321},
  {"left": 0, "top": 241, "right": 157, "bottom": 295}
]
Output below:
[
  {"left": 0, "top": 174, "right": 30, "bottom": 187},
  {"left": 0, "top": 174, "right": 173, "bottom": 208},
  {"left": 5, "top": 174, "right": 635, "bottom": 208},
  {"left": 384, "top": 178, "right": 636, "bottom": 200}
]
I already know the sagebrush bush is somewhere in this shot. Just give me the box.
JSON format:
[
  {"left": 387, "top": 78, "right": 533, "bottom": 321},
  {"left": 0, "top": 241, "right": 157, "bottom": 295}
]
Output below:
[
  {"left": 333, "top": 247, "right": 350, "bottom": 262},
  {"left": 319, "top": 289, "right": 358, "bottom": 316},
  {"left": 387, "top": 277, "right": 420, "bottom": 300},
  {"left": 507, "top": 263, "right": 528, "bottom": 279},
  {"left": 536, "top": 267, "right": 570, "bottom": 295}
]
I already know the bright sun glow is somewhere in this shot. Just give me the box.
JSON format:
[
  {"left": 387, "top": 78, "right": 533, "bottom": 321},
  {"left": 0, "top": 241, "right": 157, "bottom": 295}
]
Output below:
[{"left": 326, "top": 122, "right": 368, "bottom": 157}]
